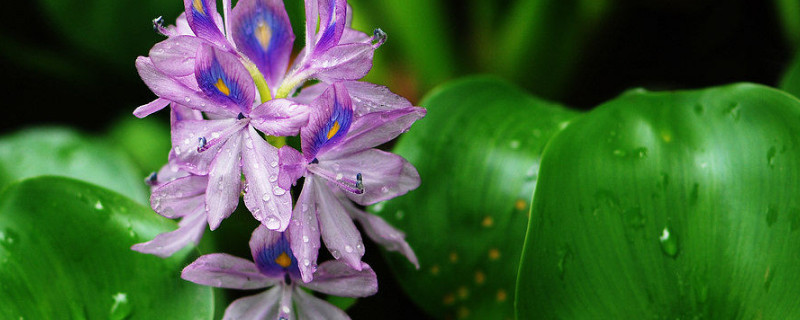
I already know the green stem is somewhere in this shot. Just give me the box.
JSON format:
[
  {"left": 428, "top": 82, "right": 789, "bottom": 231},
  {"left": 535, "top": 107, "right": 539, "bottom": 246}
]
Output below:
[{"left": 244, "top": 62, "right": 272, "bottom": 102}]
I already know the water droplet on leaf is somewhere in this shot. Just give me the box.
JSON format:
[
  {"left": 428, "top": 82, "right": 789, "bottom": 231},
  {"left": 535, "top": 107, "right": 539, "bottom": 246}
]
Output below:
[{"left": 659, "top": 227, "right": 678, "bottom": 258}]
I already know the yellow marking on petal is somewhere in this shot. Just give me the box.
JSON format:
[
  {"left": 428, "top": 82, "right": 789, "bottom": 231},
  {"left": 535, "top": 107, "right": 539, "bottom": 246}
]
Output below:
[
  {"left": 496, "top": 289, "right": 507, "bottom": 302},
  {"left": 481, "top": 216, "right": 494, "bottom": 228},
  {"left": 256, "top": 21, "right": 272, "bottom": 50},
  {"left": 488, "top": 248, "right": 500, "bottom": 260},
  {"left": 327, "top": 121, "right": 340, "bottom": 140},
  {"left": 215, "top": 78, "right": 231, "bottom": 96},
  {"left": 275, "top": 252, "right": 292, "bottom": 268},
  {"left": 449, "top": 252, "right": 459, "bottom": 263},
  {"left": 193, "top": 0, "right": 205, "bottom": 14},
  {"left": 474, "top": 271, "right": 485, "bottom": 285}
]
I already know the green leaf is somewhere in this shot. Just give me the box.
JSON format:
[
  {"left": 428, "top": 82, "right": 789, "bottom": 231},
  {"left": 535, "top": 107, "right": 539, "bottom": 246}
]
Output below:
[
  {"left": 775, "top": 0, "right": 800, "bottom": 50},
  {"left": 371, "top": 76, "right": 580, "bottom": 319},
  {"left": 0, "top": 176, "right": 213, "bottom": 319},
  {"left": 516, "top": 84, "right": 800, "bottom": 318},
  {"left": 0, "top": 127, "right": 148, "bottom": 204},
  {"left": 109, "top": 116, "right": 171, "bottom": 177}
]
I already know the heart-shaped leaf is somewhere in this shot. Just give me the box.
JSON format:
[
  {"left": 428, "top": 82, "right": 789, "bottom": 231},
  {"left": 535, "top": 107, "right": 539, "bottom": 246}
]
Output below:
[
  {"left": 0, "top": 176, "right": 213, "bottom": 319},
  {"left": 371, "top": 76, "right": 580, "bottom": 319},
  {"left": 516, "top": 84, "right": 800, "bottom": 318}
]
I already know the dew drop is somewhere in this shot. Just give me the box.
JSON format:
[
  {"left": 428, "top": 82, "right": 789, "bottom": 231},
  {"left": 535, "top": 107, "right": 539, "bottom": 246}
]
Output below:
[
  {"left": 303, "top": 259, "right": 310, "bottom": 266},
  {"left": 303, "top": 235, "right": 309, "bottom": 243},
  {"left": 245, "top": 139, "right": 254, "bottom": 149},
  {"left": 345, "top": 245, "right": 354, "bottom": 253},
  {"left": 0, "top": 229, "right": 19, "bottom": 248},
  {"left": 509, "top": 140, "right": 520, "bottom": 149},
  {"left": 381, "top": 186, "right": 389, "bottom": 193},
  {"left": 281, "top": 306, "right": 291, "bottom": 314},
  {"left": 356, "top": 243, "right": 364, "bottom": 251},
  {"left": 109, "top": 292, "right": 131, "bottom": 320},
  {"left": 612, "top": 149, "right": 627, "bottom": 157},
  {"left": 634, "top": 147, "right": 648, "bottom": 159},
  {"left": 212, "top": 132, "right": 220, "bottom": 139},
  {"left": 330, "top": 249, "right": 341, "bottom": 259},
  {"left": 269, "top": 174, "right": 278, "bottom": 182},
  {"left": 184, "top": 96, "right": 191, "bottom": 103},
  {"left": 265, "top": 217, "right": 281, "bottom": 229},
  {"left": 335, "top": 173, "right": 343, "bottom": 180},
  {"left": 659, "top": 227, "right": 678, "bottom": 258},
  {"left": 262, "top": 193, "right": 271, "bottom": 202},
  {"left": 270, "top": 161, "right": 278, "bottom": 168},
  {"left": 94, "top": 201, "right": 104, "bottom": 210},
  {"left": 301, "top": 204, "right": 309, "bottom": 212},
  {"left": 272, "top": 186, "right": 286, "bottom": 195},
  {"left": 174, "top": 146, "right": 182, "bottom": 155},
  {"left": 372, "top": 202, "right": 385, "bottom": 212}
]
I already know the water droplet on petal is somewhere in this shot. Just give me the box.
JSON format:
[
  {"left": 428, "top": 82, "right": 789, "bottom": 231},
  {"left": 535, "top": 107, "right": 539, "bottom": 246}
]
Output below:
[
  {"left": 265, "top": 216, "right": 280, "bottom": 229},
  {"left": 335, "top": 173, "right": 343, "bottom": 180},
  {"left": 330, "top": 249, "right": 341, "bottom": 259},
  {"left": 303, "top": 236, "right": 309, "bottom": 243},
  {"left": 301, "top": 204, "right": 309, "bottom": 212},
  {"left": 262, "top": 193, "right": 270, "bottom": 202},
  {"left": 272, "top": 186, "right": 286, "bottom": 195},
  {"left": 184, "top": 97, "right": 191, "bottom": 103},
  {"left": 270, "top": 161, "right": 278, "bottom": 168},
  {"left": 303, "top": 259, "right": 310, "bottom": 266},
  {"left": 245, "top": 139, "right": 254, "bottom": 149},
  {"left": 345, "top": 245, "right": 354, "bottom": 253},
  {"left": 269, "top": 174, "right": 278, "bottom": 182}
]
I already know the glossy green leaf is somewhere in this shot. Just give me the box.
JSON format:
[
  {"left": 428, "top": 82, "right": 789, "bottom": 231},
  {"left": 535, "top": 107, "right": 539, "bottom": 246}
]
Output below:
[
  {"left": 516, "top": 84, "right": 800, "bottom": 318},
  {"left": 0, "top": 127, "right": 148, "bottom": 204},
  {"left": 0, "top": 176, "right": 213, "bottom": 319},
  {"left": 372, "top": 76, "right": 580, "bottom": 319}
]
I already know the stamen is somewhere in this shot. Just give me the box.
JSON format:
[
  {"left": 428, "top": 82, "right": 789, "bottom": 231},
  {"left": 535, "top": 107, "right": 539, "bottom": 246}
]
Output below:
[
  {"left": 237, "top": 113, "right": 246, "bottom": 120},
  {"left": 284, "top": 273, "right": 292, "bottom": 285},
  {"left": 152, "top": 16, "right": 167, "bottom": 36},
  {"left": 307, "top": 165, "right": 364, "bottom": 195},
  {"left": 197, "top": 137, "right": 208, "bottom": 152},
  {"left": 355, "top": 173, "right": 364, "bottom": 193},
  {"left": 372, "top": 28, "right": 387, "bottom": 47},
  {"left": 145, "top": 172, "right": 158, "bottom": 186},
  {"left": 310, "top": 158, "right": 319, "bottom": 164}
]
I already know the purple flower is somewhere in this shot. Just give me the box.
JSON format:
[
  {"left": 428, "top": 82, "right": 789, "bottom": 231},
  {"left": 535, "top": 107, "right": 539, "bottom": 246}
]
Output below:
[
  {"left": 182, "top": 225, "right": 377, "bottom": 319},
  {"left": 278, "top": 82, "right": 425, "bottom": 281},
  {"left": 167, "top": 44, "right": 308, "bottom": 231}
]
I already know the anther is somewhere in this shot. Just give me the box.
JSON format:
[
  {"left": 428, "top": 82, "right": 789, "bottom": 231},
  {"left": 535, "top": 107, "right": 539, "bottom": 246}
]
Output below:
[
  {"left": 310, "top": 158, "right": 319, "bottom": 164},
  {"left": 237, "top": 113, "right": 246, "bottom": 120},
  {"left": 355, "top": 173, "right": 364, "bottom": 193},
  {"left": 145, "top": 172, "right": 158, "bottom": 186},
  {"left": 197, "top": 136, "right": 207, "bottom": 152},
  {"left": 372, "top": 28, "right": 387, "bottom": 47},
  {"left": 284, "top": 273, "right": 292, "bottom": 285},
  {"left": 152, "top": 16, "right": 167, "bottom": 36}
]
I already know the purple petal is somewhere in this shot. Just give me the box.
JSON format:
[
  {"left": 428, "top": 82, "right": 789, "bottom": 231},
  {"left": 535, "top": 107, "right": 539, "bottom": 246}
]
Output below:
[
  {"left": 150, "top": 35, "right": 205, "bottom": 77},
  {"left": 249, "top": 99, "right": 309, "bottom": 136},
  {"left": 136, "top": 56, "right": 235, "bottom": 116},
  {"left": 277, "top": 146, "right": 306, "bottom": 191},
  {"left": 300, "top": 83, "right": 353, "bottom": 161},
  {"left": 242, "top": 126, "right": 292, "bottom": 231},
  {"left": 151, "top": 161, "right": 191, "bottom": 187},
  {"left": 170, "top": 118, "right": 246, "bottom": 175},
  {"left": 131, "top": 210, "right": 207, "bottom": 258},
  {"left": 321, "top": 149, "right": 419, "bottom": 205},
  {"left": 250, "top": 225, "right": 302, "bottom": 279},
  {"left": 205, "top": 131, "right": 244, "bottom": 230},
  {"left": 181, "top": 253, "right": 275, "bottom": 289},
  {"left": 327, "top": 106, "right": 426, "bottom": 157},
  {"left": 313, "top": 0, "right": 347, "bottom": 54},
  {"left": 293, "top": 287, "right": 350, "bottom": 320},
  {"left": 277, "top": 285, "right": 294, "bottom": 319},
  {"left": 303, "top": 0, "right": 319, "bottom": 56},
  {"left": 287, "top": 176, "right": 320, "bottom": 283},
  {"left": 343, "top": 199, "right": 419, "bottom": 268},
  {"left": 183, "top": 0, "right": 229, "bottom": 49},
  {"left": 302, "top": 260, "right": 377, "bottom": 297},
  {"left": 231, "top": 0, "right": 295, "bottom": 89},
  {"left": 170, "top": 103, "right": 204, "bottom": 124},
  {"left": 223, "top": 287, "right": 282, "bottom": 320},
  {"left": 309, "top": 42, "right": 374, "bottom": 82},
  {"left": 313, "top": 177, "right": 364, "bottom": 270},
  {"left": 134, "top": 98, "right": 170, "bottom": 118},
  {"left": 340, "top": 28, "right": 369, "bottom": 45},
  {"left": 343, "top": 81, "right": 413, "bottom": 116},
  {"left": 195, "top": 44, "right": 255, "bottom": 112},
  {"left": 150, "top": 175, "right": 208, "bottom": 219},
  {"left": 289, "top": 82, "right": 325, "bottom": 105}
]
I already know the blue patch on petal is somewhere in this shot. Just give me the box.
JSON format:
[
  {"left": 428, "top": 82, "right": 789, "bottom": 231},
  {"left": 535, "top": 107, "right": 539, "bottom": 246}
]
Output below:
[
  {"left": 196, "top": 51, "right": 248, "bottom": 108},
  {"left": 309, "top": 92, "right": 353, "bottom": 157},
  {"left": 232, "top": 0, "right": 293, "bottom": 87},
  {"left": 254, "top": 233, "right": 301, "bottom": 279},
  {"left": 188, "top": 0, "right": 223, "bottom": 40}
]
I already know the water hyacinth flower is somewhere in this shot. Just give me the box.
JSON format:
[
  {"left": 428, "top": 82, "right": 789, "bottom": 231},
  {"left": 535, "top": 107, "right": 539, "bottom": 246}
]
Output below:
[
  {"left": 182, "top": 225, "right": 377, "bottom": 319},
  {"left": 278, "top": 82, "right": 425, "bottom": 281},
  {"left": 167, "top": 44, "right": 308, "bottom": 231}
]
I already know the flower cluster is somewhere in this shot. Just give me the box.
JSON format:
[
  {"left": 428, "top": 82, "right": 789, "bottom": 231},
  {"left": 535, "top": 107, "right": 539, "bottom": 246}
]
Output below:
[{"left": 131, "top": 0, "right": 424, "bottom": 318}]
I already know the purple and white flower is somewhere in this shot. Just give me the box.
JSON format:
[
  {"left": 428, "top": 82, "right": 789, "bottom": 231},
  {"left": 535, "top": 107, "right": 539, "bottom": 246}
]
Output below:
[
  {"left": 278, "top": 82, "right": 425, "bottom": 281},
  {"left": 182, "top": 225, "right": 377, "bottom": 319}
]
